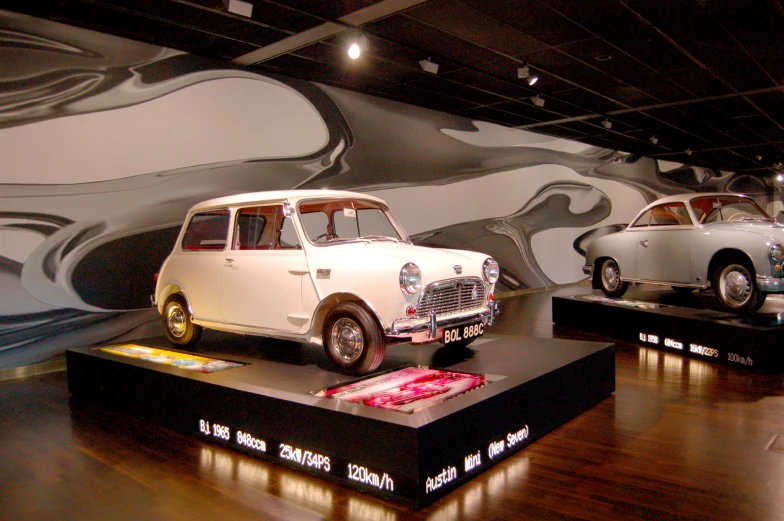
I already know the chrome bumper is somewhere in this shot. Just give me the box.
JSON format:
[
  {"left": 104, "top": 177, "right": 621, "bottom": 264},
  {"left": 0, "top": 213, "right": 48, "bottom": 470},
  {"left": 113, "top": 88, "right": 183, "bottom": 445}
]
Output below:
[
  {"left": 582, "top": 264, "right": 594, "bottom": 277},
  {"left": 756, "top": 275, "right": 784, "bottom": 292},
  {"left": 386, "top": 301, "right": 500, "bottom": 344}
]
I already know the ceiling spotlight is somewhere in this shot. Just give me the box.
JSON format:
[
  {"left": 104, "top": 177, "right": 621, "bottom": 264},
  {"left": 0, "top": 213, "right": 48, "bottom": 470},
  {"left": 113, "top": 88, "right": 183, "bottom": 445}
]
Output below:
[
  {"left": 601, "top": 119, "right": 612, "bottom": 129},
  {"left": 419, "top": 58, "right": 439, "bottom": 74},
  {"left": 650, "top": 135, "right": 658, "bottom": 145},
  {"left": 685, "top": 148, "right": 693, "bottom": 156},
  {"left": 531, "top": 95, "right": 545, "bottom": 107},
  {"left": 517, "top": 65, "right": 539, "bottom": 86},
  {"left": 223, "top": 0, "right": 253, "bottom": 17},
  {"left": 778, "top": 174, "right": 784, "bottom": 182},
  {"left": 348, "top": 34, "right": 368, "bottom": 60},
  {"left": 756, "top": 154, "right": 763, "bottom": 161}
]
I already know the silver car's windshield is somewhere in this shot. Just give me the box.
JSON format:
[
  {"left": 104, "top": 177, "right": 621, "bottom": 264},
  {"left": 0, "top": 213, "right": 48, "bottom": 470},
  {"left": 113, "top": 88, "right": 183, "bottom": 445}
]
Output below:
[
  {"left": 689, "top": 196, "right": 771, "bottom": 224},
  {"left": 297, "top": 198, "right": 408, "bottom": 245}
]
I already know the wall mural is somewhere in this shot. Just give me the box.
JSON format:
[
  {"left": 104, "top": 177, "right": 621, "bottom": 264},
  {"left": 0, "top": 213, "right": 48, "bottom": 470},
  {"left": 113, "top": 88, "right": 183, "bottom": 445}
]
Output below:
[{"left": 0, "top": 10, "right": 775, "bottom": 368}]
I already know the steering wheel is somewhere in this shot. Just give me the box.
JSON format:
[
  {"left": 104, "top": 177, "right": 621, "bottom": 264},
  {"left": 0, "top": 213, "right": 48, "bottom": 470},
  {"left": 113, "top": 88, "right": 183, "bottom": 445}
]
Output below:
[
  {"left": 312, "top": 233, "right": 337, "bottom": 243},
  {"left": 727, "top": 211, "right": 753, "bottom": 222}
]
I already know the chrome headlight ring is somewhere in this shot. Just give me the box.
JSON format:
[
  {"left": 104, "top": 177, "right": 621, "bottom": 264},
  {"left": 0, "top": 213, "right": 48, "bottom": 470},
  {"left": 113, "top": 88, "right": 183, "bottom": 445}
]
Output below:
[
  {"left": 399, "top": 262, "right": 422, "bottom": 295},
  {"left": 482, "top": 257, "right": 500, "bottom": 284},
  {"left": 770, "top": 243, "right": 784, "bottom": 261}
]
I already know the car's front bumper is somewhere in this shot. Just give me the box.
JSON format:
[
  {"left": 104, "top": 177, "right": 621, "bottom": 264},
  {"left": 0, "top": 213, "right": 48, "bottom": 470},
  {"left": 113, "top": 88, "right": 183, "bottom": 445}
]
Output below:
[
  {"left": 386, "top": 301, "right": 500, "bottom": 343},
  {"left": 583, "top": 264, "right": 594, "bottom": 277},
  {"left": 756, "top": 275, "right": 784, "bottom": 292}
]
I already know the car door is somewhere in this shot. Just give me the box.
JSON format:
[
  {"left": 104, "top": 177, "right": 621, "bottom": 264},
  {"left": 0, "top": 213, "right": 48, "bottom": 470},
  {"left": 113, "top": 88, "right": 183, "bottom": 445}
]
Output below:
[
  {"left": 177, "top": 208, "right": 231, "bottom": 322},
  {"left": 220, "top": 204, "right": 308, "bottom": 332},
  {"left": 636, "top": 202, "right": 693, "bottom": 284}
]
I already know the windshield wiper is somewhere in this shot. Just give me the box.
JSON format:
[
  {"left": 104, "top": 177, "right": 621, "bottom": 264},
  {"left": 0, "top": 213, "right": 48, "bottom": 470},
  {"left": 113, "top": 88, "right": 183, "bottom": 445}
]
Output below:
[{"left": 359, "top": 235, "right": 401, "bottom": 242}]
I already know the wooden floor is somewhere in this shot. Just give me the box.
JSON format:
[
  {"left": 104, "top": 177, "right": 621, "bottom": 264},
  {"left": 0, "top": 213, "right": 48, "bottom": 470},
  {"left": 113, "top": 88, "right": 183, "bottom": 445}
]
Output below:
[{"left": 2, "top": 287, "right": 784, "bottom": 521}]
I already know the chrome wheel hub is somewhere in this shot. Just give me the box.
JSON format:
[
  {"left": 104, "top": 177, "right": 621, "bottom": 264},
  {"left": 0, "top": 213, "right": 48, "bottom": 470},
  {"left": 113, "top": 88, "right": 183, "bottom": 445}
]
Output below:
[
  {"left": 167, "top": 304, "right": 187, "bottom": 338},
  {"left": 721, "top": 266, "right": 751, "bottom": 306},
  {"left": 603, "top": 263, "right": 619, "bottom": 290},
  {"left": 331, "top": 318, "right": 364, "bottom": 363}
]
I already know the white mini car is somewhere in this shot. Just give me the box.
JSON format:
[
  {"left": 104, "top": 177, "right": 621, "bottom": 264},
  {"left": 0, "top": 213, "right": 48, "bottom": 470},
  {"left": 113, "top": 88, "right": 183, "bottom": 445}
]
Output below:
[
  {"left": 584, "top": 192, "right": 784, "bottom": 314},
  {"left": 154, "top": 190, "right": 500, "bottom": 373}
]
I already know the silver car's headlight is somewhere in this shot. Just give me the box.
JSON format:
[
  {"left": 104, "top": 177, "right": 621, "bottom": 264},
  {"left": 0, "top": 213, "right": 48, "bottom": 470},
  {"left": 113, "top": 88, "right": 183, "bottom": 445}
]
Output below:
[
  {"left": 482, "top": 258, "right": 500, "bottom": 284},
  {"left": 771, "top": 244, "right": 784, "bottom": 261},
  {"left": 399, "top": 262, "right": 422, "bottom": 295}
]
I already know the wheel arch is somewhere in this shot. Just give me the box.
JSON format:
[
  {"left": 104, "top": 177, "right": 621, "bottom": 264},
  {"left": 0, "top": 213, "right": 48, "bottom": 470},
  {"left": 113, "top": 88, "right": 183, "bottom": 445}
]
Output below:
[
  {"left": 707, "top": 248, "right": 756, "bottom": 284},
  {"left": 308, "top": 292, "right": 385, "bottom": 345},
  {"left": 156, "top": 284, "right": 191, "bottom": 314}
]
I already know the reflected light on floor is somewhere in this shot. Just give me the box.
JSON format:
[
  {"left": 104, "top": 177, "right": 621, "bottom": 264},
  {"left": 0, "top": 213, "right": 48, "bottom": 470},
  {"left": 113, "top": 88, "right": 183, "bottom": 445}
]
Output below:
[
  {"left": 687, "top": 358, "right": 717, "bottom": 385},
  {"left": 280, "top": 472, "right": 333, "bottom": 512},
  {"left": 486, "top": 456, "right": 530, "bottom": 499},
  {"left": 461, "top": 482, "right": 484, "bottom": 519},
  {"left": 638, "top": 347, "right": 660, "bottom": 376},
  {"left": 346, "top": 496, "right": 398, "bottom": 521},
  {"left": 663, "top": 353, "right": 683, "bottom": 376},
  {"left": 236, "top": 458, "right": 269, "bottom": 489},
  {"left": 199, "top": 446, "right": 236, "bottom": 483}
]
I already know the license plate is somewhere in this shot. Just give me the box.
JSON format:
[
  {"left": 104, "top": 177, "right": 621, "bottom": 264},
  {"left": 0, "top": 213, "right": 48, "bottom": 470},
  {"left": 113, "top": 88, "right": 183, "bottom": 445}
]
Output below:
[{"left": 443, "top": 321, "right": 484, "bottom": 344}]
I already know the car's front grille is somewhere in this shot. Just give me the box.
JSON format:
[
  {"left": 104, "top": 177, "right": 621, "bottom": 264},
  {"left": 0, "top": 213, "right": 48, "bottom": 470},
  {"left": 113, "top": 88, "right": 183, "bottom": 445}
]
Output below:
[{"left": 415, "top": 278, "right": 486, "bottom": 318}]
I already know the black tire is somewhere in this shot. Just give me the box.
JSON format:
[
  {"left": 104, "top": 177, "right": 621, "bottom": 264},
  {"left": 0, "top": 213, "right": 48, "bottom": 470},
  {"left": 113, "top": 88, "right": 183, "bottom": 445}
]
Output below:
[
  {"left": 599, "top": 258, "right": 629, "bottom": 298},
  {"left": 672, "top": 286, "right": 696, "bottom": 295},
  {"left": 162, "top": 295, "right": 202, "bottom": 347},
  {"left": 323, "top": 302, "right": 386, "bottom": 374},
  {"left": 711, "top": 260, "right": 766, "bottom": 314}
]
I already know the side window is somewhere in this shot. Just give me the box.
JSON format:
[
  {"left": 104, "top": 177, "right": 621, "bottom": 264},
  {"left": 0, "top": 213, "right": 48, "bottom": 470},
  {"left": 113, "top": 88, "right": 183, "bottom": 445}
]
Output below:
[
  {"left": 650, "top": 203, "right": 692, "bottom": 226},
  {"left": 181, "top": 209, "right": 230, "bottom": 251},
  {"left": 299, "top": 212, "right": 329, "bottom": 240},
  {"left": 630, "top": 209, "right": 652, "bottom": 228},
  {"left": 279, "top": 216, "right": 301, "bottom": 249},
  {"left": 234, "top": 205, "right": 302, "bottom": 250}
]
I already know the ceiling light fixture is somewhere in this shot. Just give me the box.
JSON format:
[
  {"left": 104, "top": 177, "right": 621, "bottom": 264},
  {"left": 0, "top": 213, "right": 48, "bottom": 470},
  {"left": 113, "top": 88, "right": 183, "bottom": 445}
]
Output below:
[
  {"left": 601, "top": 119, "right": 612, "bottom": 129},
  {"left": 531, "top": 95, "right": 545, "bottom": 107},
  {"left": 650, "top": 135, "right": 658, "bottom": 145},
  {"left": 419, "top": 57, "right": 439, "bottom": 74},
  {"left": 348, "top": 34, "right": 368, "bottom": 60},
  {"left": 223, "top": 0, "right": 253, "bottom": 17},
  {"left": 756, "top": 154, "right": 763, "bottom": 161},
  {"left": 685, "top": 149, "right": 693, "bottom": 155},
  {"left": 517, "top": 65, "right": 539, "bottom": 86}
]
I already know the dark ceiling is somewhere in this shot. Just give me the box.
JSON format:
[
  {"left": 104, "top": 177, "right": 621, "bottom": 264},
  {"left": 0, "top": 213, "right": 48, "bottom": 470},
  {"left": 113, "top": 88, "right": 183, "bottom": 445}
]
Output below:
[{"left": 10, "top": 0, "right": 784, "bottom": 175}]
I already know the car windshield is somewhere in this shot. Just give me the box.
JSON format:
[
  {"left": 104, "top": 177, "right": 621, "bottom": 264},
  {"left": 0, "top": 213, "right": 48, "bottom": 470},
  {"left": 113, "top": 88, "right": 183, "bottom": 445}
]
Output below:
[
  {"left": 297, "top": 198, "right": 408, "bottom": 245},
  {"left": 689, "top": 196, "right": 771, "bottom": 224}
]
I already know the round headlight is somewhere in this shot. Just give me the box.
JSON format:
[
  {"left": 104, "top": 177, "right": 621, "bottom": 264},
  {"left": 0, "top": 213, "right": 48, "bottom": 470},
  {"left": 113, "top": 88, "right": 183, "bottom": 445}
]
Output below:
[
  {"left": 399, "top": 263, "right": 422, "bottom": 295},
  {"left": 482, "top": 258, "right": 500, "bottom": 284},
  {"left": 771, "top": 244, "right": 784, "bottom": 261}
]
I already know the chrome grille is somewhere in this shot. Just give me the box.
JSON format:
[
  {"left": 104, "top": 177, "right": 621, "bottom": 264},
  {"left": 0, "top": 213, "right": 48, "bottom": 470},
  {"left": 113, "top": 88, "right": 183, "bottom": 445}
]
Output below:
[{"left": 415, "top": 278, "right": 485, "bottom": 318}]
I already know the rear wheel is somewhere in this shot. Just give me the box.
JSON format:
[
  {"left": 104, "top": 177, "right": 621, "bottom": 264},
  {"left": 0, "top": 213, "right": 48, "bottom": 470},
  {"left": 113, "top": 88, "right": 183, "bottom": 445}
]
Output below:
[
  {"left": 711, "top": 260, "right": 766, "bottom": 314},
  {"left": 599, "top": 258, "right": 629, "bottom": 298},
  {"left": 323, "top": 302, "right": 385, "bottom": 374},
  {"left": 162, "top": 295, "right": 202, "bottom": 347}
]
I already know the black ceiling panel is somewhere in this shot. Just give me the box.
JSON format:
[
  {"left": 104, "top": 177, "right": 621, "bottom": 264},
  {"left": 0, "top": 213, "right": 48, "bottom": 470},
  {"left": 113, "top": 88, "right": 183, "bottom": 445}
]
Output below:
[{"left": 7, "top": 0, "right": 784, "bottom": 173}]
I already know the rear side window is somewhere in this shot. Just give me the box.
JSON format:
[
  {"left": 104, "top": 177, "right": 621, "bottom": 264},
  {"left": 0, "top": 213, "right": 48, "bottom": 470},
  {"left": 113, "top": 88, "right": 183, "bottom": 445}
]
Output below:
[{"left": 181, "top": 209, "right": 230, "bottom": 251}]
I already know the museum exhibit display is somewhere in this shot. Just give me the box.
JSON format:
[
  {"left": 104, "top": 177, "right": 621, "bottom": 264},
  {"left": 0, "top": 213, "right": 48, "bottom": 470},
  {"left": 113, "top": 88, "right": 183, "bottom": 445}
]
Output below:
[
  {"left": 154, "top": 190, "right": 500, "bottom": 374},
  {"left": 66, "top": 335, "right": 616, "bottom": 506},
  {"left": 584, "top": 193, "right": 784, "bottom": 314},
  {"left": 553, "top": 293, "right": 784, "bottom": 373}
]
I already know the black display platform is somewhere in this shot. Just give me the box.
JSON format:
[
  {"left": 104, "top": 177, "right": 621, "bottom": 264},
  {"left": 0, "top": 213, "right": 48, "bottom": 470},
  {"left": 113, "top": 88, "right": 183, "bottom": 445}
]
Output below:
[
  {"left": 66, "top": 336, "right": 615, "bottom": 506},
  {"left": 553, "top": 294, "right": 784, "bottom": 373}
]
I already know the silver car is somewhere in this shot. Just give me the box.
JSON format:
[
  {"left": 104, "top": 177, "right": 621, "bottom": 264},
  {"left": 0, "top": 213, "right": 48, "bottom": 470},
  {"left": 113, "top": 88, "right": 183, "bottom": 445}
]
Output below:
[{"left": 583, "top": 193, "right": 784, "bottom": 314}]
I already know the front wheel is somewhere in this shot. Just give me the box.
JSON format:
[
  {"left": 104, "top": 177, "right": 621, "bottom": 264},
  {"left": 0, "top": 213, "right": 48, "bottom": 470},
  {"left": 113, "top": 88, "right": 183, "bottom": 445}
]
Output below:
[
  {"left": 162, "top": 295, "right": 202, "bottom": 347},
  {"left": 599, "top": 258, "right": 629, "bottom": 298},
  {"left": 323, "top": 302, "right": 386, "bottom": 374},
  {"left": 711, "top": 261, "right": 766, "bottom": 314}
]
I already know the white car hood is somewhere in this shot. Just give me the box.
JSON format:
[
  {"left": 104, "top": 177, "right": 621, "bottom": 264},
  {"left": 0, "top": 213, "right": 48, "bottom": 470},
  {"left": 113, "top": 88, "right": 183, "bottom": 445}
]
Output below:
[
  {"left": 307, "top": 241, "right": 490, "bottom": 283},
  {"left": 705, "top": 221, "right": 784, "bottom": 242}
]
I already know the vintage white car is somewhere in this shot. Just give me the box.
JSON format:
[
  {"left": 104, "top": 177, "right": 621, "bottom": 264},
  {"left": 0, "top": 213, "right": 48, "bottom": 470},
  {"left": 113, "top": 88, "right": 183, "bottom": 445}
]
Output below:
[
  {"left": 154, "top": 190, "right": 500, "bottom": 373},
  {"left": 584, "top": 193, "right": 784, "bottom": 314}
]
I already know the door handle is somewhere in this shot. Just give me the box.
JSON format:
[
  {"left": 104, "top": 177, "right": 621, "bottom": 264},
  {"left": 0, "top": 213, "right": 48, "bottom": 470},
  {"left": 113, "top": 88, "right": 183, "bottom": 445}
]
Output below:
[
  {"left": 639, "top": 240, "right": 649, "bottom": 247},
  {"left": 225, "top": 258, "right": 235, "bottom": 264}
]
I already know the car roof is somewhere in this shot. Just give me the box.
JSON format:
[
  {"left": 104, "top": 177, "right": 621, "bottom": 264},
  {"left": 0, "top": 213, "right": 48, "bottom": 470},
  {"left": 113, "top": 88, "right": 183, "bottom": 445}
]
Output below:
[
  {"left": 190, "top": 190, "right": 386, "bottom": 212},
  {"left": 639, "top": 192, "right": 752, "bottom": 210}
]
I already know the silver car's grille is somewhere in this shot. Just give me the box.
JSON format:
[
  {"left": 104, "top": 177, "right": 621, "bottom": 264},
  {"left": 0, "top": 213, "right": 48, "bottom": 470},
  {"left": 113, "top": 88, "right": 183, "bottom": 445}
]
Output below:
[{"left": 415, "top": 278, "right": 485, "bottom": 318}]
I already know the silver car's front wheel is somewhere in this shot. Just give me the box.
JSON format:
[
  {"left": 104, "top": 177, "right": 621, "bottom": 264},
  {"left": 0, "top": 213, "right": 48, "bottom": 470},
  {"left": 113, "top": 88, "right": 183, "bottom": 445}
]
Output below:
[
  {"left": 599, "top": 258, "right": 628, "bottom": 298},
  {"left": 330, "top": 318, "right": 364, "bottom": 364},
  {"left": 712, "top": 262, "right": 766, "bottom": 314}
]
